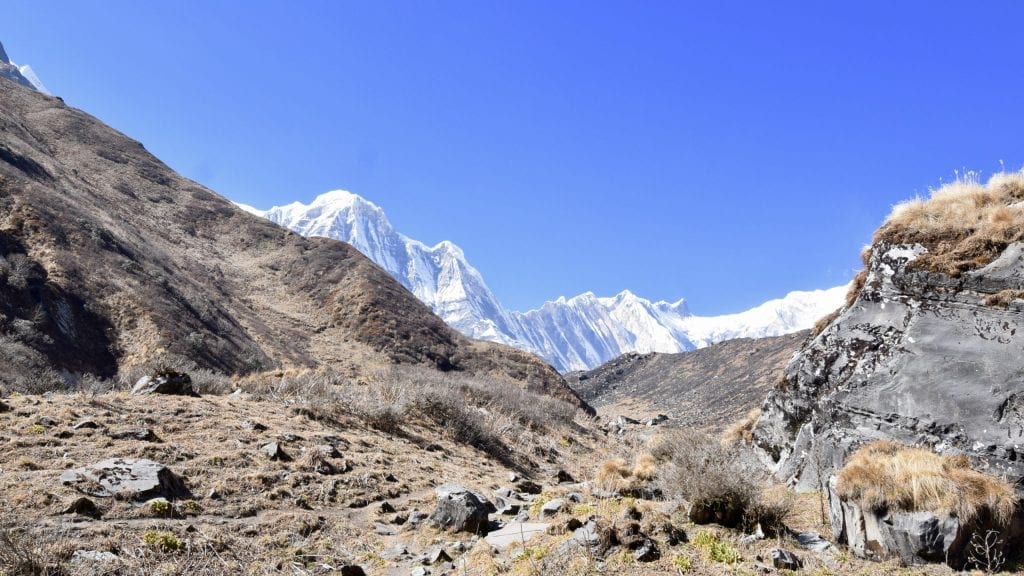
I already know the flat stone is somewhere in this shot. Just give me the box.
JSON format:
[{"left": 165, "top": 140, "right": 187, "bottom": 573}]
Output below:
[
  {"left": 60, "top": 458, "right": 189, "bottom": 501},
  {"left": 484, "top": 522, "right": 550, "bottom": 549},
  {"left": 107, "top": 428, "right": 158, "bottom": 442},
  {"left": 73, "top": 420, "right": 101, "bottom": 430},
  {"left": 62, "top": 497, "right": 102, "bottom": 519},
  {"left": 374, "top": 522, "right": 397, "bottom": 536},
  {"left": 539, "top": 498, "right": 565, "bottom": 519},
  {"left": 771, "top": 548, "right": 803, "bottom": 570},
  {"left": 260, "top": 442, "right": 290, "bottom": 461},
  {"left": 132, "top": 371, "right": 197, "bottom": 397}
]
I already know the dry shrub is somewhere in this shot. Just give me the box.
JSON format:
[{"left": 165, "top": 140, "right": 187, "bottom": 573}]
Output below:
[
  {"left": 811, "top": 309, "right": 841, "bottom": 338},
  {"left": 595, "top": 458, "right": 631, "bottom": 492},
  {"left": 982, "top": 289, "right": 1024, "bottom": 308},
  {"left": 875, "top": 170, "right": 1024, "bottom": 276},
  {"left": 0, "top": 527, "right": 66, "bottom": 576},
  {"left": 846, "top": 268, "right": 868, "bottom": 307},
  {"left": 632, "top": 453, "right": 657, "bottom": 481},
  {"left": 652, "top": 430, "right": 770, "bottom": 529},
  {"left": 721, "top": 408, "right": 762, "bottom": 447},
  {"left": 836, "top": 440, "right": 1016, "bottom": 525}
]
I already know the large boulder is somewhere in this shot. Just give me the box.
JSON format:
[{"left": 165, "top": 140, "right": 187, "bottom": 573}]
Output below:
[
  {"left": 428, "top": 484, "right": 491, "bottom": 534},
  {"left": 60, "top": 458, "right": 190, "bottom": 501},
  {"left": 753, "top": 241, "right": 1024, "bottom": 489}
]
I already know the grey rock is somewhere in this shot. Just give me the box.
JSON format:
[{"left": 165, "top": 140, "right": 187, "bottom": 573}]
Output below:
[
  {"left": 108, "top": 428, "right": 158, "bottom": 442},
  {"left": 539, "top": 498, "right": 564, "bottom": 519},
  {"left": 567, "top": 492, "right": 583, "bottom": 503},
  {"left": 0, "top": 400, "right": 8, "bottom": 413},
  {"left": 554, "top": 470, "right": 575, "bottom": 484},
  {"left": 407, "top": 510, "right": 429, "bottom": 526},
  {"left": 796, "top": 532, "right": 833, "bottom": 553},
  {"left": 429, "top": 484, "right": 490, "bottom": 534},
  {"left": 60, "top": 458, "right": 189, "bottom": 501},
  {"left": 131, "top": 371, "right": 197, "bottom": 397},
  {"left": 260, "top": 442, "right": 290, "bottom": 461},
  {"left": 420, "top": 546, "right": 452, "bottom": 565},
  {"left": 381, "top": 544, "right": 410, "bottom": 561},
  {"left": 633, "top": 538, "right": 659, "bottom": 562},
  {"left": 242, "top": 419, "right": 267, "bottom": 431},
  {"left": 514, "top": 480, "right": 542, "bottom": 495},
  {"left": 338, "top": 567, "right": 366, "bottom": 576},
  {"left": 374, "top": 522, "right": 397, "bottom": 536},
  {"left": 62, "top": 496, "right": 102, "bottom": 519},
  {"left": 71, "top": 550, "right": 119, "bottom": 564},
  {"left": 646, "top": 414, "right": 669, "bottom": 426},
  {"left": 754, "top": 242, "right": 1024, "bottom": 489},
  {"left": 36, "top": 416, "right": 57, "bottom": 427},
  {"left": 771, "top": 548, "right": 802, "bottom": 570},
  {"left": 409, "top": 568, "right": 430, "bottom": 576},
  {"left": 72, "top": 419, "right": 101, "bottom": 430}
]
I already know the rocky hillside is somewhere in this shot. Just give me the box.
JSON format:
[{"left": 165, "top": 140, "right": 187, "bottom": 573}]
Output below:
[
  {"left": 752, "top": 172, "right": 1024, "bottom": 490},
  {"left": 0, "top": 76, "right": 583, "bottom": 409},
  {"left": 566, "top": 332, "right": 807, "bottom": 430}
]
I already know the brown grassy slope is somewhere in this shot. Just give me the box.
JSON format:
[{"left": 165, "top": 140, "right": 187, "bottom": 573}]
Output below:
[
  {"left": 565, "top": 332, "right": 806, "bottom": 430},
  {"left": 0, "top": 78, "right": 582, "bottom": 409},
  {"left": 874, "top": 170, "right": 1024, "bottom": 276}
]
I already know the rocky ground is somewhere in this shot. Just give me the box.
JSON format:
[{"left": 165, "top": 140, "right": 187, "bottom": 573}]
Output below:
[{"left": 0, "top": 383, "right": 976, "bottom": 576}]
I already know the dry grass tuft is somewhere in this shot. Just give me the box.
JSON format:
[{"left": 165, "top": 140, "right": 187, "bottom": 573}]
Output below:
[
  {"left": 875, "top": 170, "right": 1024, "bottom": 276},
  {"left": 983, "top": 289, "right": 1024, "bottom": 308},
  {"left": 811, "top": 309, "right": 841, "bottom": 338},
  {"left": 721, "top": 408, "right": 762, "bottom": 447},
  {"left": 594, "top": 453, "right": 659, "bottom": 494},
  {"left": 836, "top": 440, "right": 1016, "bottom": 525}
]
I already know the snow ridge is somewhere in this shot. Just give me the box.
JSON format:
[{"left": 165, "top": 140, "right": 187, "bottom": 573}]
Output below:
[{"left": 242, "top": 190, "right": 847, "bottom": 372}]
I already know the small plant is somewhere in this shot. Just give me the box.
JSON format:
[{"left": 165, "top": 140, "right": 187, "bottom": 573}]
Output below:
[
  {"left": 149, "top": 499, "right": 172, "bottom": 517},
  {"left": 142, "top": 531, "right": 183, "bottom": 552},
  {"left": 692, "top": 531, "right": 741, "bottom": 564},
  {"left": 180, "top": 500, "right": 202, "bottom": 515},
  {"left": 967, "top": 529, "right": 1006, "bottom": 574},
  {"left": 16, "top": 457, "right": 40, "bottom": 470},
  {"left": 672, "top": 553, "right": 693, "bottom": 572},
  {"left": 24, "top": 424, "right": 44, "bottom": 435}
]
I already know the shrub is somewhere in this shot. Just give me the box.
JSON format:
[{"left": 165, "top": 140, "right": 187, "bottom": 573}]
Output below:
[
  {"left": 0, "top": 528, "right": 64, "bottom": 575},
  {"left": 692, "top": 530, "right": 742, "bottom": 564},
  {"left": 593, "top": 454, "right": 658, "bottom": 495},
  {"left": 835, "top": 440, "right": 1016, "bottom": 525},
  {"left": 982, "top": 289, "right": 1024, "bottom": 308},
  {"left": 653, "top": 431, "right": 766, "bottom": 529},
  {"left": 142, "top": 531, "right": 183, "bottom": 552}
]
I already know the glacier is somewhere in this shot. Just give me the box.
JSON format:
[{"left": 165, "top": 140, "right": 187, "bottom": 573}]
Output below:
[{"left": 240, "top": 190, "right": 847, "bottom": 372}]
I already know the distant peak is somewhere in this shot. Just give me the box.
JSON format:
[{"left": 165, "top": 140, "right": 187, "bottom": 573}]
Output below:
[
  {"left": 0, "top": 42, "right": 9, "bottom": 64},
  {"left": 311, "top": 189, "right": 360, "bottom": 206}
]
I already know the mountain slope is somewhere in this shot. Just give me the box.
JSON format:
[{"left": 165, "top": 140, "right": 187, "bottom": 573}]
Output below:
[
  {"left": 247, "top": 191, "right": 846, "bottom": 372},
  {"left": 0, "top": 76, "right": 584, "bottom": 410},
  {"left": 565, "top": 331, "right": 807, "bottom": 430},
  {"left": 0, "top": 42, "right": 46, "bottom": 93}
]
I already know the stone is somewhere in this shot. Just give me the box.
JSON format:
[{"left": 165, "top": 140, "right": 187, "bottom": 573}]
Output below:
[
  {"left": 615, "top": 415, "right": 639, "bottom": 427},
  {"left": 379, "top": 501, "right": 396, "bottom": 514},
  {"left": 539, "top": 498, "right": 564, "bottom": 519},
  {"left": 73, "top": 419, "right": 101, "bottom": 430},
  {"left": 242, "top": 419, "right": 267, "bottom": 431},
  {"left": 484, "top": 522, "right": 550, "bottom": 549},
  {"left": 429, "top": 484, "right": 490, "bottom": 534},
  {"left": 567, "top": 492, "right": 583, "bottom": 503},
  {"left": 107, "top": 428, "right": 158, "bottom": 442},
  {"left": 62, "top": 497, "right": 102, "bottom": 519},
  {"left": 131, "top": 370, "right": 197, "bottom": 397},
  {"left": 554, "top": 470, "right": 575, "bottom": 484},
  {"left": 796, "top": 532, "right": 833, "bottom": 553},
  {"left": 771, "top": 548, "right": 803, "bottom": 570},
  {"left": 633, "top": 538, "right": 659, "bottom": 562},
  {"left": 0, "top": 400, "right": 9, "bottom": 413},
  {"left": 407, "top": 511, "right": 429, "bottom": 526},
  {"left": 409, "top": 568, "right": 430, "bottom": 576},
  {"left": 374, "top": 522, "right": 397, "bottom": 536},
  {"left": 646, "top": 414, "right": 669, "bottom": 426},
  {"left": 420, "top": 547, "right": 452, "bottom": 565},
  {"left": 71, "top": 550, "right": 119, "bottom": 564},
  {"left": 381, "top": 544, "right": 410, "bottom": 561},
  {"left": 60, "top": 458, "right": 190, "bottom": 501},
  {"left": 514, "top": 480, "right": 542, "bottom": 495},
  {"left": 260, "top": 442, "right": 290, "bottom": 461},
  {"left": 338, "top": 567, "right": 366, "bottom": 576}
]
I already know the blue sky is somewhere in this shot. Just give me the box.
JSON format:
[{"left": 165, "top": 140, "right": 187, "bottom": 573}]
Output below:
[{"left": 4, "top": 2, "right": 1024, "bottom": 314}]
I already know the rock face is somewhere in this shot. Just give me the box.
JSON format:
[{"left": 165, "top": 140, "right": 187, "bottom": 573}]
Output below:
[
  {"left": 60, "top": 458, "right": 190, "bottom": 501},
  {"left": 753, "top": 241, "right": 1024, "bottom": 490},
  {"left": 428, "top": 484, "right": 491, "bottom": 534}
]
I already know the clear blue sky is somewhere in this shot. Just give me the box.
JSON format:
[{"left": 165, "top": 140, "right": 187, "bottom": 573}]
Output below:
[{"left": 4, "top": 2, "right": 1023, "bottom": 314}]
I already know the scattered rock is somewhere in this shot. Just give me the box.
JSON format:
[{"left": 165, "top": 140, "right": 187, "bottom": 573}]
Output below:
[
  {"left": 429, "top": 484, "right": 490, "bottom": 534},
  {"left": 567, "top": 492, "right": 583, "bottom": 503},
  {"left": 406, "top": 511, "right": 429, "bottom": 526},
  {"left": 62, "top": 497, "right": 102, "bottom": 519},
  {"left": 508, "top": 472, "right": 518, "bottom": 482},
  {"left": 771, "top": 548, "right": 803, "bottom": 570},
  {"left": 420, "top": 547, "right": 452, "bottom": 565},
  {"left": 72, "top": 420, "right": 101, "bottom": 430},
  {"left": 633, "top": 538, "right": 659, "bottom": 562},
  {"left": 514, "top": 480, "right": 542, "bottom": 495},
  {"left": 539, "top": 498, "right": 564, "bottom": 519},
  {"left": 71, "top": 550, "right": 119, "bottom": 564},
  {"left": 374, "top": 522, "right": 397, "bottom": 536},
  {"left": 131, "top": 370, "right": 197, "bottom": 397},
  {"left": 60, "top": 458, "right": 190, "bottom": 501},
  {"left": 554, "top": 470, "right": 575, "bottom": 484},
  {"left": 615, "top": 415, "right": 639, "bottom": 427},
  {"left": 381, "top": 544, "right": 410, "bottom": 561},
  {"left": 379, "top": 501, "right": 396, "bottom": 514},
  {"left": 646, "top": 414, "right": 669, "bottom": 426},
  {"left": 338, "top": 567, "right": 366, "bottom": 576},
  {"left": 36, "top": 416, "right": 58, "bottom": 427},
  {"left": 242, "top": 419, "right": 268, "bottom": 432},
  {"left": 107, "top": 428, "right": 158, "bottom": 442},
  {"left": 260, "top": 442, "right": 290, "bottom": 461},
  {"left": 0, "top": 400, "right": 9, "bottom": 413},
  {"left": 796, "top": 532, "right": 833, "bottom": 553},
  {"left": 409, "top": 568, "right": 430, "bottom": 576}
]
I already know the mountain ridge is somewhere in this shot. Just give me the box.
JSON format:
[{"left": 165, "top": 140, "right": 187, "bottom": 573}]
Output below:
[{"left": 243, "top": 190, "right": 848, "bottom": 371}]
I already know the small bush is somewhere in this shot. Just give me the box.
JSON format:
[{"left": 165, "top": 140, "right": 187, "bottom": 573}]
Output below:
[
  {"left": 692, "top": 530, "right": 742, "bottom": 564},
  {"left": 142, "top": 531, "right": 183, "bottom": 552},
  {"left": 982, "top": 289, "right": 1024, "bottom": 308},
  {"left": 0, "top": 528, "right": 64, "bottom": 575}
]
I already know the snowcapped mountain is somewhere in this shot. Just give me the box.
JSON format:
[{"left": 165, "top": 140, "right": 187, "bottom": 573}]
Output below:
[
  {"left": 0, "top": 42, "right": 48, "bottom": 94},
  {"left": 241, "top": 190, "right": 847, "bottom": 372}
]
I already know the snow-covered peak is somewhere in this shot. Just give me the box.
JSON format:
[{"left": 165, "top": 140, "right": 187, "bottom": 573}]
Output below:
[
  {"left": 245, "top": 187, "right": 848, "bottom": 372},
  {"left": 0, "top": 42, "right": 48, "bottom": 94}
]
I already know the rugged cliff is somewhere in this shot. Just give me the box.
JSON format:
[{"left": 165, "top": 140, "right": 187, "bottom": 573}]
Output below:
[{"left": 753, "top": 172, "right": 1024, "bottom": 490}]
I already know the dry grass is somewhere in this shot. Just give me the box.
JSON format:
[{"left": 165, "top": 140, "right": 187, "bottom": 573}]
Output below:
[
  {"left": 835, "top": 440, "right": 1016, "bottom": 525},
  {"left": 982, "top": 289, "right": 1024, "bottom": 308},
  {"left": 594, "top": 453, "right": 658, "bottom": 494},
  {"left": 721, "top": 408, "right": 762, "bottom": 447},
  {"left": 875, "top": 170, "right": 1024, "bottom": 276}
]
